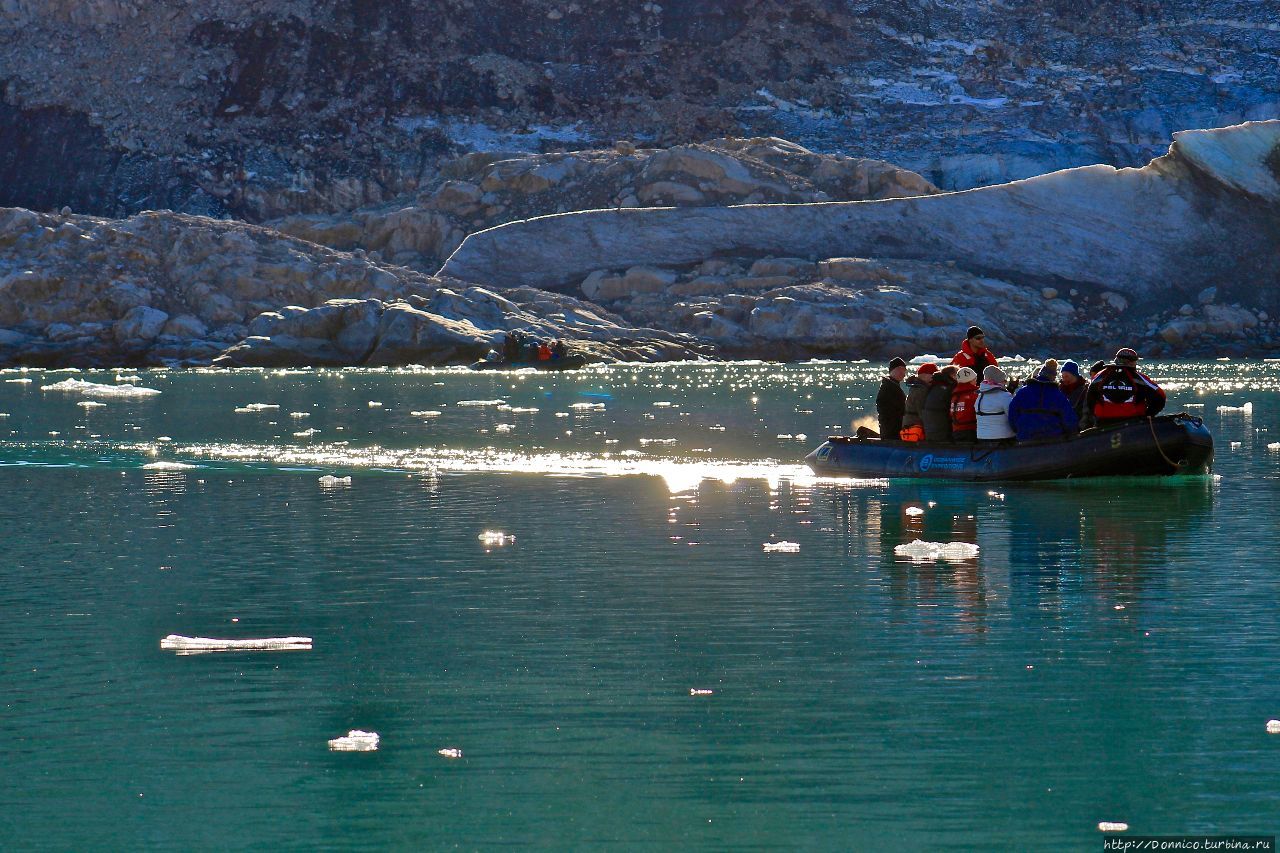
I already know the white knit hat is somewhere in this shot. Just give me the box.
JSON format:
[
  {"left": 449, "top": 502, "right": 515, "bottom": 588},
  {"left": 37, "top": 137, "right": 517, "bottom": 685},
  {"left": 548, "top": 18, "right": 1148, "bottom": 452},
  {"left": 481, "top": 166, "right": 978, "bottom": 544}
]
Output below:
[{"left": 956, "top": 367, "right": 978, "bottom": 384}]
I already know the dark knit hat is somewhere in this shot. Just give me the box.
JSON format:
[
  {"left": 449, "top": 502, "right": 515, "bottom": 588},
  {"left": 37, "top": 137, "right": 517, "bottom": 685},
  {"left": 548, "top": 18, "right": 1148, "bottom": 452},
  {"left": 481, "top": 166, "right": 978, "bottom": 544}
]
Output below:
[
  {"left": 1089, "top": 360, "right": 1106, "bottom": 376},
  {"left": 888, "top": 357, "right": 906, "bottom": 370},
  {"left": 966, "top": 325, "right": 985, "bottom": 340},
  {"left": 1061, "top": 360, "right": 1081, "bottom": 378}
]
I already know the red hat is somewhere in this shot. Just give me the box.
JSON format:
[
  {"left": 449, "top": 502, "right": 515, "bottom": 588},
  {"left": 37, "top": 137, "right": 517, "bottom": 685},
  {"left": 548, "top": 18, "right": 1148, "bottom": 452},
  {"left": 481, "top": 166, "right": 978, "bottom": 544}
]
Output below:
[{"left": 917, "top": 362, "right": 939, "bottom": 376}]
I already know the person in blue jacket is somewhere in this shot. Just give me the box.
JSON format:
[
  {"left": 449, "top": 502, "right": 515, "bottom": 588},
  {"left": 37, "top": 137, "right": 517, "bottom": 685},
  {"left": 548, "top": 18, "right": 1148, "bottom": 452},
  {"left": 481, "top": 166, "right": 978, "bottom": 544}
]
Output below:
[{"left": 1007, "top": 359, "right": 1079, "bottom": 441}]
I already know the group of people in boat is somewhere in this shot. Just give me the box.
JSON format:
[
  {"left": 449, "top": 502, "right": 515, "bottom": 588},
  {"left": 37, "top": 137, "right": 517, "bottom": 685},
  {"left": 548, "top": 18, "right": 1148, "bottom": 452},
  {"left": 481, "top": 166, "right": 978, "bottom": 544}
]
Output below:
[
  {"left": 499, "top": 330, "right": 570, "bottom": 363},
  {"left": 875, "top": 325, "right": 1167, "bottom": 444}
]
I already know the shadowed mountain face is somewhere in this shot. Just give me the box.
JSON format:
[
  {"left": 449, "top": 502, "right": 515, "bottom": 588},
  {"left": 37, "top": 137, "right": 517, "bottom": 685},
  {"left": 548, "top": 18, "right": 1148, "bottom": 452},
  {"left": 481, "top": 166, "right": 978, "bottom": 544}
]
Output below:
[{"left": 3, "top": 0, "right": 1279, "bottom": 218}]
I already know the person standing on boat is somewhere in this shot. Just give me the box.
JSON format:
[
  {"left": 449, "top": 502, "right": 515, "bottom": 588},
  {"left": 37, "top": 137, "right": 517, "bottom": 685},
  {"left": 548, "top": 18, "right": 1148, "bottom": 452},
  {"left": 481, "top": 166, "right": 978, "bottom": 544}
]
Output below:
[
  {"left": 876, "top": 357, "right": 908, "bottom": 439},
  {"left": 976, "top": 365, "right": 1015, "bottom": 441},
  {"left": 950, "top": 366, "right": 980, "bottom": 443},
  {"left": 1007, "top": 360, "right": 1079, "bottom": 441},
  {"left": 1086, "top": 348, "right": 1166, "bottom": 426},
  {"left": 1059, "top": 360, "right": 1091, "bottom": 427},
  {"left": 899, "top": 362, "right": 937, "bottom": 441},
  {"left": 922, "top": 365, "right": 959, "bottom": 442},
  {"left": 951, "top": 326, "right": 998, "bottom": 374}
]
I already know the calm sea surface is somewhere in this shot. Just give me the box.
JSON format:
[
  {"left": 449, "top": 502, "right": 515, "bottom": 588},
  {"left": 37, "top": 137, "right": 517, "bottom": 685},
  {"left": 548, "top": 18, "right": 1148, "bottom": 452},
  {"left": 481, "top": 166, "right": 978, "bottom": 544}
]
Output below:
[{"left": 1, "top": 359, "right": 1277, "bottom": 850}]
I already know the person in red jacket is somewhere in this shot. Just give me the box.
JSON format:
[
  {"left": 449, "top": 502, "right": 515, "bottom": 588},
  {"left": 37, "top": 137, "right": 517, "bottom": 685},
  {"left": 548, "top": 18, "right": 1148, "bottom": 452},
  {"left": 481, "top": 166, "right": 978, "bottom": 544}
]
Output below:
[
  {"left": 1086, "top": 347, "right": 1165, "bottom": 425},
  {"left": 951, "top": 326, "right": 998, "bottom": 374},
  {"left": 950, "top": 366, "right": 980, "bottom": 443}
]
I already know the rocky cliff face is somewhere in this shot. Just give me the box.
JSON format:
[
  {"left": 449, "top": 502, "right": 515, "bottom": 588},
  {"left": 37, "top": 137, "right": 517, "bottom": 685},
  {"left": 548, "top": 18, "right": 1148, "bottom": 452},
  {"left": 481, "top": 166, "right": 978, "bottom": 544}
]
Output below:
[{"left": 4, "top": 0, "right": 1279, "bottom": 220}]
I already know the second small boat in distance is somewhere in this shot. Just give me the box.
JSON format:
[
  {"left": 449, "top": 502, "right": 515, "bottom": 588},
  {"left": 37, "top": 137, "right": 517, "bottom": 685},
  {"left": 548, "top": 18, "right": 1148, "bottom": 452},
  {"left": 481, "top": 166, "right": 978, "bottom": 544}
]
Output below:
[{"left": 806, "top": 413, "right": 1212, "bottom": 481}]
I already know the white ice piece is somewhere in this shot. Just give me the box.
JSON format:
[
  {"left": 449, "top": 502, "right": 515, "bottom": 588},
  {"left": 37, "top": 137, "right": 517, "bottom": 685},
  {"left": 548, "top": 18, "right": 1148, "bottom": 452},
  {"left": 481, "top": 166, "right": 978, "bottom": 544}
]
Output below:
[
  {"left": 5, "top": 378, "right": 32, "bottom": 384},
  {"left": 437, "top": 747, "right": 463, "bottom": 759},
  {"left": 329, "top": 730, "right": 380, "bottom": 751},
  {"left": 142, "top": 461, "right": 195, "bottom": 470},
  {"left": 234, "top": 403, "right": 279, "bottom": 412},
  {"left": 290, "top": 412, "right": 310, "bottom": 419},
  {"left": 689, "top": 688, "right": 714, "bottom": 696},
  {"left": 456, "top": 399, "right": 505, "bottom": 407},
  {"left": 368, "top": 401, "right": 383, "bottom": 408},
  {"left": 410, "top": 410, "right": 442, "bottom": 417},
  {"left": 41, "top": 378, "right": 160, "bottom": 397},
  {"left": 1267, "top": 719, "right": 1280, "bottom": 734},
  {"left": 905, "top": 506, "right": 925, "bottom": 516},
  {"left": 762, "top": 541, "right": 801, "bottom": 553},
  {"left": 318, "top": 474, "right": 352, "bottom": 487},
  {"left": 77, "top": 401, "right": 106, "bottom": 408},
  {"left": 1097, "top": 822, "right": 1129, "bottom": 833},
  {"left": 294, "top": 429, "right": 320, "bottom": 437},
  {"left": 479, "top": 530, "right": 515, "bottom": 547},
  {"left": 161, "top": 634, "right": 312, "bottom": 654},
  {"left": 894, "top": 540, "right": 980, "bottom": 563},
  {"left": 1218, "top": 402, "right": 1253, "bottom": 413},
  {"left": 1267, "top": 443, "right": 1280, "bottom": 451},
  {"left": 570, "top": 402, "right": 605, "bottom": 410}
]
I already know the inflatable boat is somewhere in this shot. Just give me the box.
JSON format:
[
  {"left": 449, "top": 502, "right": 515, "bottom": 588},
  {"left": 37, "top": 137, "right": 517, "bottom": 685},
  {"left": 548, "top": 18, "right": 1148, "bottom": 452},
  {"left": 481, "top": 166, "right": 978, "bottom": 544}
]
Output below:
[
  {"left": 469, "top": 353, "right": 590, "bottom": 371},
  {"left": 805, "top": 414, "right": 1212, "bottom": 481}
]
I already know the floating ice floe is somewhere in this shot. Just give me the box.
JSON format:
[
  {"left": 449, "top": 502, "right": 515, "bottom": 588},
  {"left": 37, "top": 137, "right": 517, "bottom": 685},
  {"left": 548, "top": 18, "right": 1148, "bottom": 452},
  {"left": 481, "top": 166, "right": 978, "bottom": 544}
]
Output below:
[
  {"left": 1097, "top": 822, "right": 1129, "bottom": 833},
  {"left": 318, "top": 474, "right": 352, "bottom": 487},
  {"left": 905, "top": 506, "right": 925, "bottom": 516},
  {"left": 437, "top": 747, "right": 463, "bottom": 759},
  {"left": 41, "top": 378, "right": 160, "bottom": 397},
  {"left": 639, "top": 438, "right": 678, "bottom": 445},
  {"left": 570, "top": 402, "right": 605, "bottom": 410},
  {"left": 143, "top": 461, "right": 196, "bottom": 470},
  {"left": 456, "top": 399, "right": 505, "bottom": 407},
  {"left": 894, "top": 540, "right": 980, "bottom": 563},
  {"left": 1267, "top": 719, "right": 1280, "bottom": 734},
  {"left": 653, "top": 402, "right": 674, "bottom": 408},
  {"left": 987, "top": 490, "right": 1005, "bottom": 500},
  {"left": 502, "top": 406, "right": 539, "bottom": 414},
  {"left": 763, "top": 541, "right": 801, "bottom": 553},
  {"left": 495, "top": 424, "right": 514, "bottom": 432},
  {"left": 234, "top": 403, "right": 279, "bottom": 413},
  {"left": 5, "top": 378, "right": 32, "bottom": 384},
  {"left": 368, "top": 401, "right": 383, "bottom": 408},
  {"left": 1218, "top": 402, "right": 1253, "bottom": 413},
  {"left": 294, "top": 429, "right": 320, "bottom": 437},
  {"left": 290, "top": 412, "right": 310, "bottom": 419},
  {"left": 161, "top": 634, "right": 313, "bottom": 654},
  {"left": 479, "top": 530, "right": 515, "bottom": 547},
  {"left": 77, "top": 401, "right": 106, "bottom": 408},
  {"left": 690, "top": 688, "right": 714, "bottom": 696},
  {"left": 410, "top": 410, "right": 442, "bottom": 418},
  {"left": 329, "top": 730, "right": 380, "bottom": 752}
]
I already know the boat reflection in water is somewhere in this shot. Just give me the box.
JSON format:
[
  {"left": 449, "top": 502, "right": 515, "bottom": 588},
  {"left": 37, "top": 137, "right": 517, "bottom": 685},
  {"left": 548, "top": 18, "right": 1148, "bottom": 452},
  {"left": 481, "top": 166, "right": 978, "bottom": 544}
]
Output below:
[{"left": 821, "top": 477, "right": 1215, "bottom": 634}]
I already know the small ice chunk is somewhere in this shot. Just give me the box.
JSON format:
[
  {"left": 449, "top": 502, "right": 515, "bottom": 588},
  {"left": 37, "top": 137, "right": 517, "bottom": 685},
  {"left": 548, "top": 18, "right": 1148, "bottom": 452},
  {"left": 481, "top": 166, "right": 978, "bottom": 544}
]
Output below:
[
  {"left": 329, "top": 730, "right": 380, "bottom": 752},
  {"left": 776, "top": 433, "right": 793, "bottom": 439},
  {"left": 894, "top": 540, "right": 980, "bottom": 563},
  {"left": 1267, "top": 719, "right": 1280, "bottom": 734},
  {"left": 494, "top": 424, "right": 514, "bottom": 432},
  {"left": 570, "top": 402, "right": 605, "bottom": 410},
  {"left": 77, "top": 401, "right": 106, "bottom": 408},
  {"left": 437, "top": 747, "right": 463, "bottom": 759},
  {"left": 639, "top": 438, "right": 677, "bottom": 445},
  {"left": 5, "top": 378, "right": 32, "bottom": 384},
  {"left": 555, "top": 412, "right": 569, "bottom": 418},
  {"left": 689, "top": 688, "right": 714, "bottom": 696},
  {"left": 1267, "top": 443, "right": 1280, "bottom": 451},
  {"left": 905, "top": 506, "right": 925, "bottom": 516},
  {"left": 234, "top": 403, "right": 279, "bottom": 412},
  {"left": 368, "top": 401, "right": 383, "bottom": 408},
  {"left": 456, "top": 399, "right": 505, "bottom": 407},
  {"left": 161, "top": 634, "right": 312, "bottom": 654},
  {"left": 505, "top": 406, "right": 539, "bottom": 413},
  {"left": 289, "top": 411, "right": 310, "bottom": 419},
  {"left": 294, "top": 429, "right": 320, "bottom": 437},
  {"left": 762, "top": 541, "right": 800, "bottom": 553},
  {"left": 1218, "top": 402, "right": 1253, "bottom": 413},
  {"left": 653, "top": 401, "right": 674, "bottom": 407},
  {"left": 1097, "top": 822, "right": 1129, "bottom": 833},
  {"left": 42, "top": 378, "right": 160, "bottom": 397},
  {"left": 987, "top": 490, "right": 1005, "bottom": 500},
  {"left": 318, "top": 474, "right": 352, "bottom": 487},
  {"left": 479, "top": 530, "right": 515, "bottom": 547},
  {"left": 410, "top": 410, "right": 442, "bottom": 417},
  {"left": 143, "top": 461, "right": 195, "bottom": 470}
]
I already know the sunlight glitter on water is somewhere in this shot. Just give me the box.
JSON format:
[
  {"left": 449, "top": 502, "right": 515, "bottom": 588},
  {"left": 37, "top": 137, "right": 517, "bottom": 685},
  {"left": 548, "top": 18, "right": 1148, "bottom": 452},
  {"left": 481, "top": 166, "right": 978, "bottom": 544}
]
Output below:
[{"left": 129, "top": 440, "right": 883, "bottom": 494}]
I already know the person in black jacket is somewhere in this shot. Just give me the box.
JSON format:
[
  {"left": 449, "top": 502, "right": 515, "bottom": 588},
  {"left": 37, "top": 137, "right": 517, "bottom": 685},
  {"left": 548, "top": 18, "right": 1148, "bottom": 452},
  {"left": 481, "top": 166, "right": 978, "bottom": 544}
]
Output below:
[
  {"left": 876, "top": 357, "right": 908, "bottom": 439},
  {"left": 922, "top": 364, "right": 959, "bottom": 442}
]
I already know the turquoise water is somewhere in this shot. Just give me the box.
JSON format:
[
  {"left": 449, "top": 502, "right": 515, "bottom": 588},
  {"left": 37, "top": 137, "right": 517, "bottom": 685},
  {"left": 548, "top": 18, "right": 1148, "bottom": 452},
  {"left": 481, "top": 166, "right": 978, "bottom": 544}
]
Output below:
[{"left": 1, "top": 360, "right": 1278, "bottom": 849}]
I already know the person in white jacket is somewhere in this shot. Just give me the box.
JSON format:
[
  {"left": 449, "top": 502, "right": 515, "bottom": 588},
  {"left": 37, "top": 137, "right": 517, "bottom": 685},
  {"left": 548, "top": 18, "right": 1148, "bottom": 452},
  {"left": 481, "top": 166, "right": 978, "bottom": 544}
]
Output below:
[{"left": 976, "top": 365, "right": 1015, "bottom": 441}]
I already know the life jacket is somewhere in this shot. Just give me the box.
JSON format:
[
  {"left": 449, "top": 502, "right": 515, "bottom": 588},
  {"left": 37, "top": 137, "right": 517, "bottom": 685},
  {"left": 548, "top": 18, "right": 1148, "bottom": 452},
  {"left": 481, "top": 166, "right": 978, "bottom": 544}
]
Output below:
[
  {"left": 950, "top": 381, "right": 979, "bottom": 433},
  {"left": 899, "top": 424, "right": 925, "bottom": 442},
  {"left": 951, "top": 340, "right": 998, "bottom": 373},
  {"left": 1091, "top": 365, "right": 1165, "bottom": 421},
  {"left": 537, "top": 344, "right": 552, "bottom": 361}
]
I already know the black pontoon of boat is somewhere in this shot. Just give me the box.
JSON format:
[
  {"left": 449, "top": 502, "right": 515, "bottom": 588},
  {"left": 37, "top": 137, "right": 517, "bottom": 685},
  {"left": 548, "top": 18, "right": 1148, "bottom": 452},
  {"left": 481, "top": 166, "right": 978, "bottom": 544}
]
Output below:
[{"left": 805, "top": 414, "right": 1212, "bottom": 481}]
